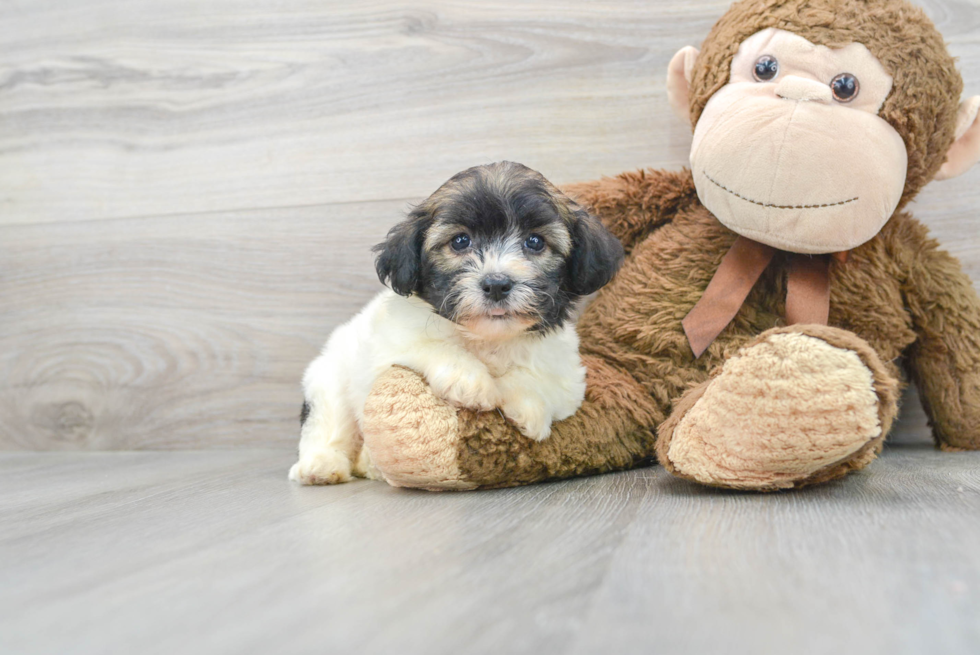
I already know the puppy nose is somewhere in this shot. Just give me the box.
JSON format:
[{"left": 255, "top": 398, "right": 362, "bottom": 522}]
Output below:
[{"left": 481, "top": 274, "right": 513, "bottom": 301}]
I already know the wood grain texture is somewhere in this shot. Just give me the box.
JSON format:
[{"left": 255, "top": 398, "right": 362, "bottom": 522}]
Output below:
[
  {"left": 0, "top": 201, "right": 399, "bottom": 449},
  {"left": 1, "top": 0, "right": 979, "bottom": 449},
  {"left": 1, "top": 448, "right": 979, "bottom": 654}
]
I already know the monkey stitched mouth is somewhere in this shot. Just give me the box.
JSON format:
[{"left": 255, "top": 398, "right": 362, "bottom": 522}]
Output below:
[{"left": 703, "top": 171, "right": 859, "bottom": 209}]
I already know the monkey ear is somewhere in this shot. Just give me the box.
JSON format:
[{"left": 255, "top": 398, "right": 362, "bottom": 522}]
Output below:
[
  {"left": 935, "top": 96, "right": 980, "bottom": 181},
  {"left": 667, "top": 46, "right": 700, "bottom": 125},
  {"left": 373, "top": 208, "right": 429, "bottom": 296},
  {"left": 566, "top": 207, "right": 625, "bottom": 297}
]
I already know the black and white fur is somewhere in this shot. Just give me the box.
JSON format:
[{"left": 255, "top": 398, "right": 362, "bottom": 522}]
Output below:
[{"left": 289, "top": 162, "right": 623, "bottom": 485}]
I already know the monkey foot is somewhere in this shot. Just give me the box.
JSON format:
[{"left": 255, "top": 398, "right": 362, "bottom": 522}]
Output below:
[
  {"left": 361, "top": 366, "right": 478, "bottom": 491},
  {"left": 657, "top": 325, "right": 900, "bottom": 490}
]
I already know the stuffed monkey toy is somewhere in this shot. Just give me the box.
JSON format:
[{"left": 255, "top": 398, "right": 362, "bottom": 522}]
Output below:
[{"left": 357, "top": 0, "right": 980, "bottom": 491}]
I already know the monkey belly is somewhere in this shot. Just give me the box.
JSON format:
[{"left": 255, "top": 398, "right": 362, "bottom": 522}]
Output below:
[{"left": 576, "top": 194, "right": 915, "bottom": 416}]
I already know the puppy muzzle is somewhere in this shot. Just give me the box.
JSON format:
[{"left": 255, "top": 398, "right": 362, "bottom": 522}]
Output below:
[{"left": 480, "top": 274, "right": 514, "bottom": 302}]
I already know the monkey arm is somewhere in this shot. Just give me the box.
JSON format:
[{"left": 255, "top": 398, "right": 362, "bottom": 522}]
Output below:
[
  {"left": 562, "top": 168, "right": 698, "bottom": 253},
  {"left": 902, "top": 236, "right": 980, "bottom": 450},
  {"left": 361, "top": 355, "right": 661, "bottom": 489}
]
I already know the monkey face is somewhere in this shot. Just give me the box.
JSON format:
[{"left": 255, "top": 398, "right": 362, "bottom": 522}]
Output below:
[{"left": 689, "top": 28, "right": 908, "bottom": 254}]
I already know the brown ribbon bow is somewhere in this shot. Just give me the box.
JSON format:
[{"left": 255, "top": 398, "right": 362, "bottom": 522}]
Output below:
[{"left": 682, "top": 236, "right": 844, "bottom": 358}]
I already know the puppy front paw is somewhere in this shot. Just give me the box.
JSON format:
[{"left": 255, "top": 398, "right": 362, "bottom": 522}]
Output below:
[
  {"left": 289, "top": 449, "right": 353, "bottom": 485},
  {"left": 428, "top": 367, "right": 500, "bottom": 411},
  {"left": 501, "top": 396, "right": 553, "bottom": 442}
]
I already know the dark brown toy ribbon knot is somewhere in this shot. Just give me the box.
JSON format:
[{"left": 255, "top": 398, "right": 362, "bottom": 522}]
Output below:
[{"left": 682, "top": 236, "right": 838, "bottom": 358}]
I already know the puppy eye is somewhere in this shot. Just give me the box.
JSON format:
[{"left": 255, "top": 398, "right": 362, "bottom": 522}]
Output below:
[
  {"left": 523, "top": 234, "right": 545, "bottom": 252},
  {"left": 753, "top": 55, "right": 778, "bottom": 82},
  {"left": 830, "top": 73, "right": 859, "bottom": 102},
  {"left": 450, "top": 233, "right": 471, "bottom": 251}
]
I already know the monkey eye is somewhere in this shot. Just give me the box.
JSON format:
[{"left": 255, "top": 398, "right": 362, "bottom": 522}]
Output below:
[
  {"left": 450, "top": 233, "right": 471, "bottom": 251},
  {"left": 830, "top": 73, "right": 860, "bottom": 102},
  {"left": 753, "top": 55, "right": 779, "bottom": 82},
  {"left": 523, "top": 234, "right": 545, "bottom": 252}
]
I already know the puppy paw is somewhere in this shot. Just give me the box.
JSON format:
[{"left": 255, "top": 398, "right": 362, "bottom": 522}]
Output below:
[
  {"left": 501, "top": 396, "right": 553, "bottom": 442},
  {"left": 428, "top": 368, "right": 500, "bottom": 411},
  {"left": 288, "top": 449, "right": 353, "bottom": 485}
]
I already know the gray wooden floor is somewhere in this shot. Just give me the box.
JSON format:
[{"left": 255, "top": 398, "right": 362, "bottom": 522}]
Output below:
[{"left": 2, "top": 447, "right": 979, "bottom": 655}]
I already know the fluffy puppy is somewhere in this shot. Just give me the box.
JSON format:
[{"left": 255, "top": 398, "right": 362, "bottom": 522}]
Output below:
[{"left": 289, "top": 162, "right": 624, "bottom": 485}]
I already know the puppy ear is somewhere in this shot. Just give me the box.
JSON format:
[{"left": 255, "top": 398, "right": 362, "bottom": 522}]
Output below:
[
  {"left": 566, "top": 206, "right": 625, "bottom": 296},
  {"left": 373, "top": 207, "right": 430, "bottom": 296}
]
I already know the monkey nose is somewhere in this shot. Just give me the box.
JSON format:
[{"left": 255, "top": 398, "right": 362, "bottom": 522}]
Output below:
[
  {"left": 481, "top": 274, "right": 513, "bottom": 302},
  {"left": 775, "top": 75, "right": 833, "bottom": 104}
]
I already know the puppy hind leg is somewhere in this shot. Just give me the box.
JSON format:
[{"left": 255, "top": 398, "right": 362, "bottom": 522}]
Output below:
[{"left": 289, "top": 360, "right": 362, "bottom": 485}]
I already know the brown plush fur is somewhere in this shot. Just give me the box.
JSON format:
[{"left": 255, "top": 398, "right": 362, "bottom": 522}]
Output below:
[
  {"left": 363, "top": 366, "right": 477, "bottom": 490},
  {"left": 359, "top": 0, "right": 980, "bottom": 490},
  {"left": 571, "top": 168, "right": 980, "bottom": 454},
  {"left": 453, "top": 355, "right": 659, "bottom": 488}
]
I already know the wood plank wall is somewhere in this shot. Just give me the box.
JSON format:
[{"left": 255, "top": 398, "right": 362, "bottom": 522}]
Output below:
[{"left": 2, "top": 0, "right": 978, "bottom": 449}]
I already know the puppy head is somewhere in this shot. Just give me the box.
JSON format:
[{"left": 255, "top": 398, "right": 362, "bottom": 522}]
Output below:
[{"left": 375, "top": 162, "right": 623, "bottom": 340}]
